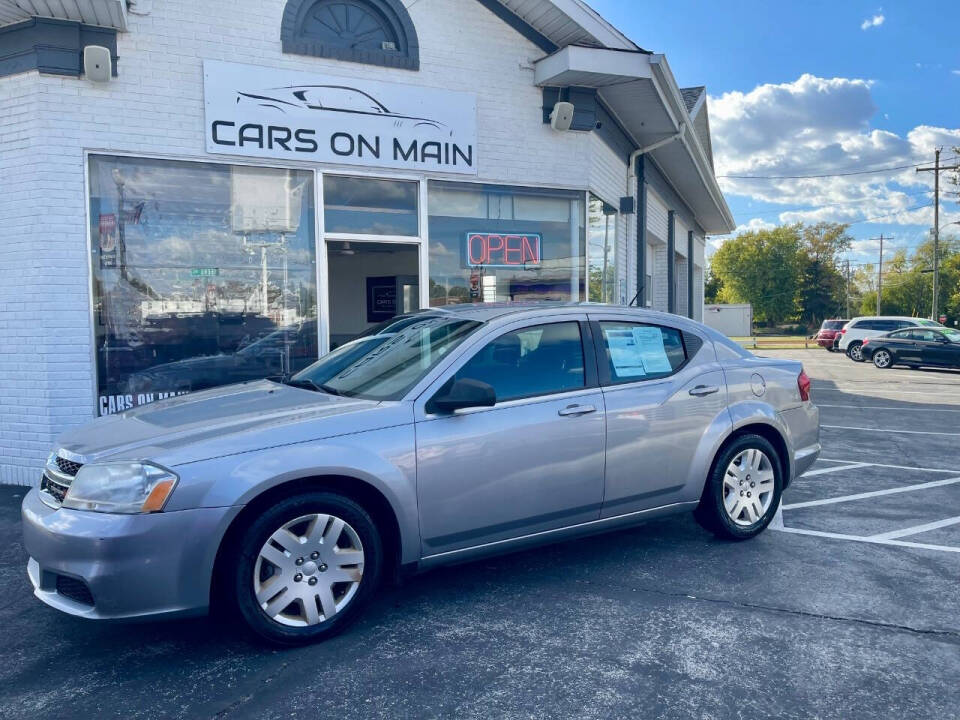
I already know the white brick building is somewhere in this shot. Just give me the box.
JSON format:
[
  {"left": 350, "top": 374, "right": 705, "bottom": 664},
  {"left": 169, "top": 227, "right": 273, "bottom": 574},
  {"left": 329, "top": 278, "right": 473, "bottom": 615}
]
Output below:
[{"left": 0, "top": 0, "right": 733, "bottom": 485}]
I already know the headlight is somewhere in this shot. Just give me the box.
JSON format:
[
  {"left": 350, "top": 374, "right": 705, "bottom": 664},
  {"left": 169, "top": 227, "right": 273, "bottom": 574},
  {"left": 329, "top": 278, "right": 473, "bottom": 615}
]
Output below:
[{"left": 62, "top": 462, "right": 178, "bottom": 514}]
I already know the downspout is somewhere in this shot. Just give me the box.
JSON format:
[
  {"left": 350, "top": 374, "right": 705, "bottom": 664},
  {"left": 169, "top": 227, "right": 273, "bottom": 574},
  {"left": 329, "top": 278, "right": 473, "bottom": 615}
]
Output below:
[{"left": 627, "top": 123, "right": 686, "bottom": 306}]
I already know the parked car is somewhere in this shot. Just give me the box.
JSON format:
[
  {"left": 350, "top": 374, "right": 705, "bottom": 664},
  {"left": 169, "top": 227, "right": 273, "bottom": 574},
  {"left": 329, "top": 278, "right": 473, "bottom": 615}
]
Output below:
[
  {"left": 815, "top": 319, "right": 848, "bottom": 351},
  {"left": 837, "top": 316, "right": 944, "bottom": 361},
  {"left": 862, "top": 326, "right": 960, "bottom": 369},
  {"left": 22, "top": 304, "right": 820, "bottom": 645}
]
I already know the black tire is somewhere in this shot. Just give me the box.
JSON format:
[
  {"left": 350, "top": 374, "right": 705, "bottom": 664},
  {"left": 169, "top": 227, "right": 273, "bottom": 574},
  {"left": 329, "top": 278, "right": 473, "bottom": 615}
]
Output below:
[
  {"left": 230, "top": 491, "right": 383, "bottom": 646},
  {"left": 846, "top": 341, "right": 864, "bottom": 361},
  {"left": 694, "top": 433, "right": 783, "bottom": 541}
]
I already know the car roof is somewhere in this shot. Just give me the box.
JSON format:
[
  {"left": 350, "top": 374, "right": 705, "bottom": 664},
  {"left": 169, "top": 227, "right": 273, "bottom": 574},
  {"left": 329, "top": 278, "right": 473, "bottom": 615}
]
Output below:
[
  {"left": 848, "top": 316, "right": 930, "bottom": 322},
  {"left": 420, "top": 302, "right": 691, "bottom": 324}
]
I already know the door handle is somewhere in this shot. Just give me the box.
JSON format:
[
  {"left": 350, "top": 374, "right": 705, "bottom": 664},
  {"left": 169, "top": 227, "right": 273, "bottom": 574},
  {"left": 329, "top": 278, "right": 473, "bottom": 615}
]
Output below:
[
  {"left": 689, "top": 385, "right": 720, "bottom": 397},
  {"left": 558, "top": 403, "right": 597, "bottom": 417}
]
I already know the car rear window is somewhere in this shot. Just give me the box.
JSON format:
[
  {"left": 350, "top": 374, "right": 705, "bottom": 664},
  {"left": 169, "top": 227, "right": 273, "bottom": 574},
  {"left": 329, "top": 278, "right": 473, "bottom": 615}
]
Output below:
[{"left": 822, "top": 320, "right": 846, "bottom": 330}]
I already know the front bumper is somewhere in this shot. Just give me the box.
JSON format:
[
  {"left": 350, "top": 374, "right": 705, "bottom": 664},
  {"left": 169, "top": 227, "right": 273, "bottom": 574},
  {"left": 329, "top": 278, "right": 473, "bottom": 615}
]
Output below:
[{"left": 22, "top": 488, "right": 240, "bottom": 620}]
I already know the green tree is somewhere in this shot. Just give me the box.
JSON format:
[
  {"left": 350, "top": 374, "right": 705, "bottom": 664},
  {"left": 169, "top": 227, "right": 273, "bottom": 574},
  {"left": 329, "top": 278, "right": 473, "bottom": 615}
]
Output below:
[
  {"left": 710, "top": 224, "right": 802, "bottom": 325},
  {"left": 796, "top": 222, "right": 852, "bottom": 325},
  {"left": 703, "top": 266, "right": 723, "bottom": 303}
]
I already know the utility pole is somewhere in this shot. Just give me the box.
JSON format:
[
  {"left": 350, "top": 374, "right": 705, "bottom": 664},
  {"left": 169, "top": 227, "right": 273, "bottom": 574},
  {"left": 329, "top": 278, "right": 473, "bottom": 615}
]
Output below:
[
  {"left": 876, "top": 234, "right": 885, "bottom": 315},
  {"left": 845, "top": 259, "right": 851, "bottom": 318},
  {"left": 918, "top": 148, "right": 960, "bottom": 321}
]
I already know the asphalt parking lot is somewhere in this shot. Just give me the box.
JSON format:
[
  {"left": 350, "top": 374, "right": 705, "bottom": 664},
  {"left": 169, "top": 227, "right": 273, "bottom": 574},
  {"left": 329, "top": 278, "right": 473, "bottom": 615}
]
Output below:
[{"left": 1, "top": 349, "right": 959, "bottom": 720}]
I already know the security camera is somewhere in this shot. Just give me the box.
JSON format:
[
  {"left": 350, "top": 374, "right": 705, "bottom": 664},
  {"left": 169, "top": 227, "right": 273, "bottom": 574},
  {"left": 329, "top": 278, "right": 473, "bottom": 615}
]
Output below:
[{"left": 549, "top": 101, "right": 575, "bottom": 132}]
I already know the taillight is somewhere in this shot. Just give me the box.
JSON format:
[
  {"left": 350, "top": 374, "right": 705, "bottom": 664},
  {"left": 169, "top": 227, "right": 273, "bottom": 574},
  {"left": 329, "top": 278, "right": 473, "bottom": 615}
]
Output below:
[
  {"left": 840, "top": 328, "right": 847, "bottom": 334},
  {"left": 861, "top": 339, "right": 870, "bottom": 346},
  {"left": 798, "top": 370, "right": 811, "bottom": 402}
]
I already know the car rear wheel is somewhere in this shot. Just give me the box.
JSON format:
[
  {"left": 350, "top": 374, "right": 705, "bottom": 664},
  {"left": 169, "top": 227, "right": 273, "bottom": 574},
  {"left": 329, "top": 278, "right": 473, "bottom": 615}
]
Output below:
[
  {"left": 846, "top": 341, "right": 864, "bottom": 361},
  {"left": 872, "top": 349, "right": 893, "bottom": 369},
  {"left": 694, "top": 434, "right": 783, "bottom": 540},
  {"left": 230, "top": 491, "right": 382, "bottom": 646}
]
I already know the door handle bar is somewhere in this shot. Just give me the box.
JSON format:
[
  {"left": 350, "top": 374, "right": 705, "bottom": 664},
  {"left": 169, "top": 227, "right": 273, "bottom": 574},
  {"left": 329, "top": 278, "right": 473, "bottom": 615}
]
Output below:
[
  {"left": 689, "top": 385, "right": 720, "bottom": 397},
  {"left": 557, "top": 404, "right": 597, "bottom": 417}
]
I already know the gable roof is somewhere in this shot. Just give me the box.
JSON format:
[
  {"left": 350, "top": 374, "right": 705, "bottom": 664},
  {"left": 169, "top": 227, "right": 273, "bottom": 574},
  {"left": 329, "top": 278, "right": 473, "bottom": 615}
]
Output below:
[{"left": 680, "top": 86, "right": 705, "bottom": 115}]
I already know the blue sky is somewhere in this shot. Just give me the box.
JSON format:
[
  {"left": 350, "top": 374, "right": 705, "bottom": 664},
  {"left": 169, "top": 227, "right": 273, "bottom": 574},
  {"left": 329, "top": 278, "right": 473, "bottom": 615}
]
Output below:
[{"left": 590, "top": 0, "right": 960, "bottom": 266}]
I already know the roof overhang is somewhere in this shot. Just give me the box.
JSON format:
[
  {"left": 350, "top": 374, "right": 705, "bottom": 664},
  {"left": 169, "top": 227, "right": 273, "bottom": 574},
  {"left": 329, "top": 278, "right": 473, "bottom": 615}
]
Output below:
[
  {"left": 534, "top": 45, "right": 735, "bottom": 234},
  {"left": 0, "top": 0, "right": 127, "bottom": 31},
  {"left": 494, "top": 0, "right": 638, "bottom": 50}
]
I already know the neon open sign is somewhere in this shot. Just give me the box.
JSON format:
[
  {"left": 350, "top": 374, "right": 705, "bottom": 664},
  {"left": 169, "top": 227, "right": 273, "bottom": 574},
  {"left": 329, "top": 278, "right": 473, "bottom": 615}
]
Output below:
[{"left": 464, "top": 232, "right": 542, "bottom": 268}]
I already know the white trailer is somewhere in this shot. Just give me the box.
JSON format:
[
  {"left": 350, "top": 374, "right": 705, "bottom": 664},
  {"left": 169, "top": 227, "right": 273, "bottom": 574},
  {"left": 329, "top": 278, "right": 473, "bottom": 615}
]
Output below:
[{"left": 703, "top": 303, "right": 753, "bottom": 337}]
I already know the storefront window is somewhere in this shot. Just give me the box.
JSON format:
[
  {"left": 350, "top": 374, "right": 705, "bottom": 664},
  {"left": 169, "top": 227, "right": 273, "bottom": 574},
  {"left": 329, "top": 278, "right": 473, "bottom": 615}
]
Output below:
[
  {"left": 588, "top": 194, "right": 618, "bottom": 303},
  {"left": 427, "top": 181, "right": 584, "bottom": 305},
  {"left": 323, "top": 175, "right": 418, "bottom": 236},
  {"left": 88, "top": 155, "right": 317, "bottom": 415}
]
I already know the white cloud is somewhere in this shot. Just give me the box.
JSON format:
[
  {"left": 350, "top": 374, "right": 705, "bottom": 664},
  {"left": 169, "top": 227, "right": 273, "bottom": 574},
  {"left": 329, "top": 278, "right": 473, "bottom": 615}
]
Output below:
[
  {"left": 708, "top": 74, "right": 960, "bottom": 233},
  {"left": 861, "top": 13, "right": 885, "bottom": 30},
  {"left": 952, "top": 70, "right": 960, "bottom": 76}
]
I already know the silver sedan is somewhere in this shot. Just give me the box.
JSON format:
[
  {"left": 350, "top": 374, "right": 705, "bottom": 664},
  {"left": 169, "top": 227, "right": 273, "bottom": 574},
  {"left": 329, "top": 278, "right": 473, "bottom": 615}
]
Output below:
[{"left": 22, "top": 304, "right": 819, "bottom": 644}]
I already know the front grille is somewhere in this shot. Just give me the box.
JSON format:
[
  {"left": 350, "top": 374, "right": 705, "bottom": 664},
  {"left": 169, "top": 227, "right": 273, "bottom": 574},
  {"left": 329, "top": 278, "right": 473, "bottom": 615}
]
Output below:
[
  {"left": 55, "top": 456, "right": 82, "bottom": 476},
  {"left": 55, "top": 574, "right": 95, "bottom": 607},
  {"left": 40, "top": 472, "right": 70, "bottom": 505}
]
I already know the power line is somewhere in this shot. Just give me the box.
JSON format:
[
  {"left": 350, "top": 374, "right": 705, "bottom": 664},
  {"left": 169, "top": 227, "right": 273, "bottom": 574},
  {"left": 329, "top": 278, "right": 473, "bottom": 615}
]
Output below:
[{"left": 719, "top": 156, "right": 959, "bottom": 180}]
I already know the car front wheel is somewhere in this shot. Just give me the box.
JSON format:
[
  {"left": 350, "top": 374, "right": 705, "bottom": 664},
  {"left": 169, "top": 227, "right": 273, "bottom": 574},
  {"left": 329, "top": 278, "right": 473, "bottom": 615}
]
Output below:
[
  {"left": 846, "top": 341, "right": 864, "bottom": 361},
  {"left": 694, "top": 434, "right": 783, "bottom": 540},
  {"left": 872, "top": 349, "right": 893, "bottom": 369},
  {"left": 230, "top": 491, "right": 382, "bottom": 646}
]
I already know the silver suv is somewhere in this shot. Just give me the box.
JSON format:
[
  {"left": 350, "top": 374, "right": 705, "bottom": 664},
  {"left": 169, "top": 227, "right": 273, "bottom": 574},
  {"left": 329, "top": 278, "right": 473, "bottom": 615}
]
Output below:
[{"left": 22, "top": 304, "right": 820, "bottom": 644}]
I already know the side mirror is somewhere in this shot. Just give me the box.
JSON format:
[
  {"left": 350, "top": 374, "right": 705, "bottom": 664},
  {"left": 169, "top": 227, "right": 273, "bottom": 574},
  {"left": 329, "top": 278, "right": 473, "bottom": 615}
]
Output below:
[{"left": 429, "top": 378, "right": 496, "bottom": 413}]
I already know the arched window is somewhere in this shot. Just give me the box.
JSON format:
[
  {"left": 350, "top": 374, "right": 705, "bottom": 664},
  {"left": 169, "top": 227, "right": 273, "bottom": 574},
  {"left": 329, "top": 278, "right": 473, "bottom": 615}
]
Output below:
[{"left": 281, "top": 0, "right": 420, "bottom": 70}]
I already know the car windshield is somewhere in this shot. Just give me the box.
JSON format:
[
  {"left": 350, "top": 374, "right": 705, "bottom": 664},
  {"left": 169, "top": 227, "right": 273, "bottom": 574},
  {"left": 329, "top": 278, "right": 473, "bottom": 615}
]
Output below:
[
  {"left": 918, "top": 319, "right": 944, "bottom": 327},
  {"left": 288, "top": 316, "right": 482, "bottom": 400},
  {"left": 941, "top": 328, "right": 960, "bottom": 342}
]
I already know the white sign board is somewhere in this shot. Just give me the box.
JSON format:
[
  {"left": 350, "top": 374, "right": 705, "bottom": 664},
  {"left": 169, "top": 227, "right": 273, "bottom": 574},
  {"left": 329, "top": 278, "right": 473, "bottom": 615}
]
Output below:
[{"left": 203, "top": 60, "right": 478, "bottom": 175}]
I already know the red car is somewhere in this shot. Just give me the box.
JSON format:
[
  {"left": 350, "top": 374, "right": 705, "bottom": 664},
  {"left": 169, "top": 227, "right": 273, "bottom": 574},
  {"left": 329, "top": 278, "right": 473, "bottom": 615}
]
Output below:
[{"left": 816, "top": 319, "right": 848, "bottom": 351}]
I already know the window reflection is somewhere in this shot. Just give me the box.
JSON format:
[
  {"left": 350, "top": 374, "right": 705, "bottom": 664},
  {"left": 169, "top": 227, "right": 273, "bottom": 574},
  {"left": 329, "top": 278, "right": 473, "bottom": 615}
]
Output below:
[
  {"left": 427, "top": 181, "right": 585, "bottom": 306},
  {"left": 588, "top": 195, "right": 618, "bottom": 304},
  {"left": 88, "top": 155, "right": 317, "bottom": 415},
  {"left": 323, "top": 175, "right": 418, "bottom": 236}
]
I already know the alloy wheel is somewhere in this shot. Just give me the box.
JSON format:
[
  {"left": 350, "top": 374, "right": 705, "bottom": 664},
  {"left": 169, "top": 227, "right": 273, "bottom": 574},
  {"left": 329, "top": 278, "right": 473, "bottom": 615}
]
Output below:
[
  {"left": 722, "top": 449, "right": 775, "bottom": 527},
  {"left": 849, "top": 343, "right": 863, "bottom": 361},
  {"left": 253, "top": 513, "right": 365, "bottom": 627},
  {"left": 873, "top": 350, "right": 892, "bottom": 368}
]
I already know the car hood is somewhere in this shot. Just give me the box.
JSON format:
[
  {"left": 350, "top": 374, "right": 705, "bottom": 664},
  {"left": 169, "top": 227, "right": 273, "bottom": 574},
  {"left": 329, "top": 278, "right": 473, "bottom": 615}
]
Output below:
[{"left": 56, "top": 380, "right": 406, "bottom": 466}]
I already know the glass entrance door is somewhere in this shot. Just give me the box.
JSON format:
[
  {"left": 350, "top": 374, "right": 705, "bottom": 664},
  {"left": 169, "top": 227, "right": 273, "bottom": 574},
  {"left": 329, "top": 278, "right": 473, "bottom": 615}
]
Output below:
[
  {"left": 325, "top": 241, "right": 420, "bottom": 349},
  {"left": 319, "top": 174, "right": 426, "bottom": 353}
]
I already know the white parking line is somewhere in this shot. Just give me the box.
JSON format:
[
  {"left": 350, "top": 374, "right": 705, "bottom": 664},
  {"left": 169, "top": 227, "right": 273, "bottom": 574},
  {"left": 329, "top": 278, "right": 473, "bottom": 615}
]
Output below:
[
  {"left": 782, "top": 476, "right": 960, "bottom": 510},
  {"left": 817, "top": 404, "right": 960, "bottom": 413},
  {"left": 801, "top": 462, "right": 871, "bottom": 477},
  {"left": 818, "top": 459, "right": 960, "bottom": 474},
  {"left": 868, "top": 515, "right": 960, "bottom": 541},
  {"left": 772, "top": 525, "right": 960, "bottom": 554},
  {"left": 815, "top": 388, "right": 960, "bottom": 396},
  {"left": 821, "top": 425, "right": 960, "bottom": 437}
]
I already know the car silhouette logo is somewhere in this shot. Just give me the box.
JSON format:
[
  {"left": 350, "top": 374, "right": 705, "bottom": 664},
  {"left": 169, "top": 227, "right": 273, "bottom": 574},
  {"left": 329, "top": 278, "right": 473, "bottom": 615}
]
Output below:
[{"left": 235, "top": 84, "right": 449, "bottom": 134}]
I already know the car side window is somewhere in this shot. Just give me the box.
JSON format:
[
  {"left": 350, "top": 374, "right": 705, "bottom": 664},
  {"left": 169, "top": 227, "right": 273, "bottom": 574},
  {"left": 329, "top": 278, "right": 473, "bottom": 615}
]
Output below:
[
  {"left": 853, "top": 320, "right": 873, "bottom": 330},
  {"left": 916, "top": 330, "right": 939, "bottom": 342},
  {"left": 453, "top": 322, "right": 585, "bottom": 402},
  {"left": 598, "top": 322, "right": 687, "bottom": 384}
]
